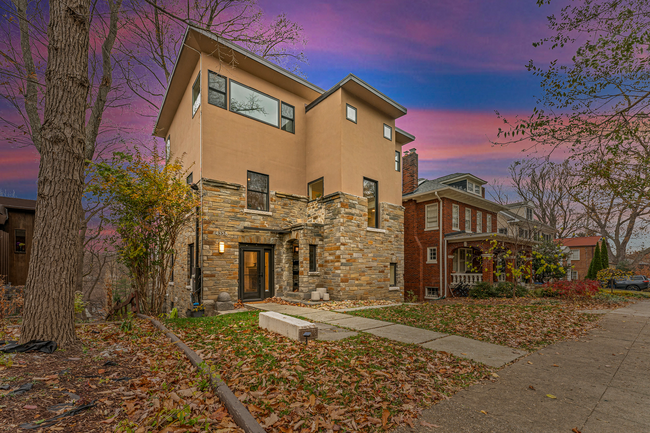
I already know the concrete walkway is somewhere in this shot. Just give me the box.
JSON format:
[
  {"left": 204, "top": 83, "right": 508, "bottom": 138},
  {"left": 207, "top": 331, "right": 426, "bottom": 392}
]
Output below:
[
  {"left": 392, "top": 300, "right": 650, "bottom": 433},
  {"left": 247, "top": 302, "right": 526, "bottom": 367}
]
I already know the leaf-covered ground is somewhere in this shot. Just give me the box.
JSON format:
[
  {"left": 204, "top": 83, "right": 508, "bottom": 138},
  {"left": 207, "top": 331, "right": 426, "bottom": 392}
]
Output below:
[
  {"left": 0, "top": 320, "right": 242, "bottom": 432},
  {"left": 348, "top": 298, "right": 624, "bottom": 351},
  {"left": 263, "top": 297, "right": 398, "bottom": 311},
  {"left": 165, "top": 311, "right": 493, "bottom": 432}
]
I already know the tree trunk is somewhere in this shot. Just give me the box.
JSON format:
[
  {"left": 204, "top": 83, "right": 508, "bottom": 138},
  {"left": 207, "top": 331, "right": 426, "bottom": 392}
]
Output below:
[{"left": 20, "top": 0, "right": 90, "bottom": 348}]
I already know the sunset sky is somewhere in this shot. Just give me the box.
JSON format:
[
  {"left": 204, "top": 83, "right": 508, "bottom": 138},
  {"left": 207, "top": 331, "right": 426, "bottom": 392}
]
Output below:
[{"left": 0, "top": 0, "right": 564, "bottom": 200}]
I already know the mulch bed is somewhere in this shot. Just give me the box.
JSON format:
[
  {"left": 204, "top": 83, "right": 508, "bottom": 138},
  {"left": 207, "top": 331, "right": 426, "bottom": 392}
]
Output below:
[{"left": 0, "top": 320, "right": 242, "bottom": 432}]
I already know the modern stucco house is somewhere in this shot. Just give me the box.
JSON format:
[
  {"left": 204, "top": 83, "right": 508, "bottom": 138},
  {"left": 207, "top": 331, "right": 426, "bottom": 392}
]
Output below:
[{"left": 154, "top": 28, "right": 414, "bottom": 314}]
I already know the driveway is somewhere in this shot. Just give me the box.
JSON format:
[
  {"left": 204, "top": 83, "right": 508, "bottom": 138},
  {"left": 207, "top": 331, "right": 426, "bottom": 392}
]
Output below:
[{"left": 394, "top": 301, "right": 650, "bottom": 433}]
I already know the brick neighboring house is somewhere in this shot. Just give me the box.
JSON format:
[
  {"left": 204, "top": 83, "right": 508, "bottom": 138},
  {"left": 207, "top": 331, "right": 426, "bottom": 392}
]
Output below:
[
  {"left": 402, "top": 150, "right": 536, "bottom": 301},
  {"left": 0, "top": 197, "right": 36, "bottom": 285},
  {"left": 558, "top": 236, "right": 603, "bottom": 280},
  {"left": 154, "top": 28, "right": 414, "bottom": 314}
]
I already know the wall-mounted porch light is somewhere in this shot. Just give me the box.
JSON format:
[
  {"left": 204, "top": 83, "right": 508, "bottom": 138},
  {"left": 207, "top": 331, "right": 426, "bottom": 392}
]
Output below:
[
  {"left": 219, "top": 242, "right": 225, "bottom": 254},
  {"left": 294, "top": 245, "right": 299, "bottom": 253}
]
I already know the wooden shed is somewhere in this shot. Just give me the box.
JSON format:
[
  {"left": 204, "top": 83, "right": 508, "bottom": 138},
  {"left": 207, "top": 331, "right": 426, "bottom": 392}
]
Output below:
[{"left": 0, "top": 197, "right": 36, "bottom": 286}]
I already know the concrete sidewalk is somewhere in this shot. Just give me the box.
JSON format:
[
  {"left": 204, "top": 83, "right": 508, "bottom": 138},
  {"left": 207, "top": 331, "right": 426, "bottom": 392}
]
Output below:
[
  {"left": 392, "top": 301, "right": 650, "bottom": 433},
  {"left": 247, "top": 302, "right": 526, "bottom": 367}
]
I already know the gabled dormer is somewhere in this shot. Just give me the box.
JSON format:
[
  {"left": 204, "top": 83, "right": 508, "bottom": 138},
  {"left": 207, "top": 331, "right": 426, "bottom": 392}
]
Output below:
[{"left": 438, "top": 173, "right": 487, "bottom": 197}]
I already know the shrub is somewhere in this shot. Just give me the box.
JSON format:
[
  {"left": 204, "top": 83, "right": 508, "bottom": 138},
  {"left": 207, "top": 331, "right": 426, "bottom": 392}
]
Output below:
[
  {"left": 469, "top": 281, "right": 527, "bottom": 298},
  {"left": 542, "top": 280, "right": 600, "bottom": 298},
  {"left": 495, "top": 282, "right": 528, "bottom": 298},
  {"left": 469, "top": 282, "right": 497, "bottom": 299}
]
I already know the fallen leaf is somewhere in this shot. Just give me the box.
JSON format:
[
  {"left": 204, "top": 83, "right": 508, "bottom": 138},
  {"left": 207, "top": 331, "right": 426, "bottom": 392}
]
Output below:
[
  {"left": 382, "top": 408, "right": 390, "bottom": 426},
  {"left": 491, "top": 373, "right": 499, "bottom": 378},
  {"left": 420, "top": 420, "right": 441, "bottom": 427},
  {"left": 546, "top": 394, "right": 557, "bottom": 399},
  {"left": 23, "top": 405, "right": 37, "bottom": 410},
  {"left": 262, "top": 413, "right": 279, "bottom": 428},
  {"left": 529, "top": 385, "right": 536, "bottom": 390},
  {"left": 480, "top": 410, "right": 487, "bottom": 415}
]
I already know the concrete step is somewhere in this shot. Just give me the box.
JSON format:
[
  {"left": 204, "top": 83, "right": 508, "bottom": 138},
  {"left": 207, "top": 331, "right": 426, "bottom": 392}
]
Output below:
[{"left": 259, "top": 311, "right": 318, "bottom": 342}]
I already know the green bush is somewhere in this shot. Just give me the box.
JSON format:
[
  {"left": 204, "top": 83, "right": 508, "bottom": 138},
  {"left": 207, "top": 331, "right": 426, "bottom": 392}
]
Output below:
[
  {"left": 495, "top": 282, "right": 528, "bottom": 298},
  {"left": 469, "top": 282, "right": 528, "bottom": 298},
  {"left": 469, "top": 282, "right": 497, "bottom": 299}
]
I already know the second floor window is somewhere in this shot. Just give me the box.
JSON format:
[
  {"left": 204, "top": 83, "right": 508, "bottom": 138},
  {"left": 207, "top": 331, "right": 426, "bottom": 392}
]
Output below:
[
  {"left": 165, "top": 136, "right": 171, "bottom": 161},
  {"left": 247, "top": 171, "right": 269, "bottom": 211},
  {"left": 281, "top": 102, "right": 295, "bottom": 133},
  {"left": 308, "top": 178, "right": 324, "bottom": 201},
  {"left": 208, "top": 71, "right": 227, "bottom": 109},
  {"left": 364, "top": 177, "right": 378, "bottom": 228},
  {"left": 571, "top": 249, "right": 580, "bottom": 261},
  {"left": 526, "top": 208, "right": 534, "bottom": 220},
  {"left": 346, "top": 104, "right": 357, "bottom": 123},
  {"left": 425, "top": 203, "right": 438, "bottom": 229},
  {"left": 476, "top": 211, "right": 482, "bottom": 233},
  {"left": 230, "top": 81, "right": 279, "bottom": 127},
  {"left": 384, "top": 124, "right": 392, "bottom": 140},
  {"left": 465, "top": 208, "right": 472, "bottom": 232},
  {"left": 487, "top": 214, "right": 492, "bottom": 233},
  {"left": 452, "top": 204, "right": 459, "bottom": 230},
  {"left": 395, "top": 151, "right": 400, "bottom": 171},
  {"left": 192, "top": 73, "right": 201, "bottom": 116}
]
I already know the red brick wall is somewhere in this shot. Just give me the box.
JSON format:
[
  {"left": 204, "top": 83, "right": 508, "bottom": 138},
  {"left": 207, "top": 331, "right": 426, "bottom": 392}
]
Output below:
[
  {"left": 570, "top": 245, "right": 596, "bottom": 280},
  {"left": 402, "top": 150, "right": 418, "bottom": 195}
]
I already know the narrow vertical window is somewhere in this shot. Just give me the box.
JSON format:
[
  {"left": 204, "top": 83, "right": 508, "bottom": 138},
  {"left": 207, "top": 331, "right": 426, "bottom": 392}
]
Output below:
[
  {"left": 452, "top": 204, "right": 459, "bottom": 230},
  {"left": 208, "top": 71, "right": 227, "bottom": 109},
  {"left": 465, "top": 208, "right": 472, "bottom": 232},
  {"left": 395, "top": 151, "right": 400, "bottom": 171},
  {"left": 188, "top": 243, "right": 194, "bottom": 284},
  {"left": 487, "top": 214, "right": 492, "bottom": 233},
  {"left": 476, "top": 211, "right": 482, "bottom": 233},
  {"left": 425, "top": 203, "right": 438, "bottom": 229},
  {"left": 192, "top": 73, "right": 201, "bottom": 116},
  {"left": 247, "top": 171, "right": 269, "bottom": 211},
  {"left": 186, "top": 172, "right": 193, "bottom": 185},
  {"left": 383, "top": 124, "right": 392, "bottom": 140},
  {"left": 281, "top": 102, "right": 295, "bottom": 133},
  {"left": 165, "top": 136, "right": 171, "bottom": 161},
  {"left": 308, "top": 177, "right": 324, "bottom": 201},
  {"left": 170, "top": 253, "right": 174, "bottom": 282},
  {"left": 390, "top": 263, "right": 397, "bottom": 286},
  {"left": 309, "top": 245, "right": 317, "bottom": 272},
  {"left": 363, "top": 178, "right": 378, "bottom": 228},
  {"left": 346, "top": 104, "right": 357, "bottom": 123},
  {"left": 14, "top": 229, "right": 26, "bottom": 253}
]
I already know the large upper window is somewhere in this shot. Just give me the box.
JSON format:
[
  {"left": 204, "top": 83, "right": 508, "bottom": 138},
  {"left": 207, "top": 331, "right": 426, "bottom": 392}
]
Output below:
[
  {"left": 526, "top": 208, "right": 534, "bottom": 220},
  {"left": 308, "top": 178, "right": 324, "bottom": 201},
  {"left": 247, "top": 171, "right": 269, "bottom": 211},
  {"left": 486, "top": 214, "right": 492, "bottom": 233},
  {"left": 346, "top": 104, "right": 357, "bottom": 123},
  {"left": 192, "top": 73, "right": 201, "bottom": 116},
  {"left": 281, "top": 102, "right": 295, "bottom": 133},
  {"left": 395, "top": 151, "right": 400, "bottom": 172},
  {"left": 208, "top": 71, "right": 227, "bottom": 109},
  {"left": 425, "top": 203, "right": 438, "bottom": 229},
  {"left": 363, "top": 177, "right": 378, "bottom": 228},
  {"left": 15, "top": 229, "right": 26, "bottom": 253},
  {"left": 476, "top": 211, "right": 483, "bottom": 233},
  {"left": 452, "top": 204, "right": 459, "bottom": 230},
  {"left": 465, "top": 208, "right": 472, "bottom": 232},
  {"left": 383, "top": 124, "right": 392, "bottom": 140},
  {"left": 230, "top": 81, "right": 279, "bottom": 127}
]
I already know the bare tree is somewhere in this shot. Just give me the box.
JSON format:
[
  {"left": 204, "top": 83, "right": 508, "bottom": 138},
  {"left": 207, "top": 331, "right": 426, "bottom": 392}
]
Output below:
[
  {"left": 508, "top": 159, "right": 584, "bottom": 239},
  {"left": 487, "top": 178, "right": 510, "bottom": 205}
]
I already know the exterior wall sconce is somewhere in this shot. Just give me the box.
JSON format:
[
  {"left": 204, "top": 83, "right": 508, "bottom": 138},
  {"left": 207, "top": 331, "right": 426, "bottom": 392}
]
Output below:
[
  {"left": 294, "top": 245, "right": 299, "bottom": 253},
  {"left": 219, "top": 242, "right": 225, "bottom": 254}
]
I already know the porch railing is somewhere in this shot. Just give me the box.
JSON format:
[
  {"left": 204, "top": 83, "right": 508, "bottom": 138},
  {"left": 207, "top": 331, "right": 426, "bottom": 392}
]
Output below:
[{"left": 451, "top": 273, "right": 483, "bottom": 286}]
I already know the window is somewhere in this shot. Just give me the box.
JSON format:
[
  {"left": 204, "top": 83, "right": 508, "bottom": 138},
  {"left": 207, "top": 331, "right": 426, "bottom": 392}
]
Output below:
[
  {"left": 571, "top": 270, "right": 578, "bottom": 280},
  {"left": 498, "top": 228, "right": 508, "bottom": 235},
  {"left": 452, "top": 204, "right": 460, "bottom": 230},
  {"left": 425, "top": 287, "right": 439, "bottom": 299},
  {"left": 165, "top": 136, "right": 171, "bottom": 161},
  {"left": 281, "top": 102, "right": 295, "bottom": 133},
  {"left": 247, "top": 171, "right": 269, "bottom": 211},
  {"left": 308, "top": 177, "right": 324, "bottom": 201},
  {"left": 346, "top": 104, "right": 357, "bottom": 123},
  {"left": 476, "top": 211, "right": 482, "bottom": 233},
  {"left": 383, "top": 124, "right": 392, "bottom": 140},
  {"left": 486, "top": 214, "right": 492, "bottom": 233},
  {"left": 14, "top": 229, "right": 26, "bottom": 253},
  {"left": 570, "top": 249, "right": 580, "bottom": 261},
  {"left": 192, "top": 73, "right": 201, "bottom": 116},
  {"left": 427, "top": 247, "right": 437, "bottom": 263},
  {"left": 363, "top": 178, "right": 378, "bottom": 228},
  {"left": 208, "top": 71, "right": 227, "bottom": 109},
  {"left": 425, "top": 203, "right": 438, "bottom": 229},
  {"left": 186, "top": 172, "right": 193, "bottom": 185},
  {"left": 453, "top": 248, "right": 473, "bottom": 273},
  {"left": 467, "top": 181, "right": 474, "bottom": 193},
  {"left": 230, "top": 81, "right": 279, "bottom": 127},
  {"left": 395, "top": 151, "right": 400, "bottom": 172},
  {"left": 188, "top": 243, "right": 194, "bottom": 284},
  {"left": 526, "top": 208, "right": 533, "bottom": 220},
  {"left": 465, "top": 208, "right": 472, "bottom": 232},
  {"left": 519, "top": 228, "right": 530, "bottom": 239},
  {"left": 309, "top": 245, "right": 317, "bottom": 272},
  {"left": 170, "top": 253, "right": 174, "bottom": 282},
  {"left": 390, "top": 263, "right": 397, "bottom": 286}
]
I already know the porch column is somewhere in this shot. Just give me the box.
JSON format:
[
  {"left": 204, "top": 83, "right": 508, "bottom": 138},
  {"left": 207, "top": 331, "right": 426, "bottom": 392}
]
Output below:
[
  {"left": 505, "top": 256, "right": 516, "bottom": 282},
  {"left": 481, "top": 254, "right": 494, "bottom": 284}
]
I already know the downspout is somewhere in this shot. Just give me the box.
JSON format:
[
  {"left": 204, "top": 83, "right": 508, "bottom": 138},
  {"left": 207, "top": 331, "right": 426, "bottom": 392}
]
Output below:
[
  {"left": 199, "top": 53, "right": 204, "bottom": 304},
  {"left": 435, "top": 191, "right": 444, "bottom": 298}
]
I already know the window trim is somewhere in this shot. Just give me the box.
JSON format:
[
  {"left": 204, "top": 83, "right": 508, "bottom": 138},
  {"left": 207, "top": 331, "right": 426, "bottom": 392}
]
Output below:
[
  {"left": 281, "top": 101, "right": 295, "bottom": 134},
  {"left": 452, "top": 204, "right": 460, "bottom": 230},
  {"left": 247, "top": 170, "right": 270, "bottom": 212},
  {"left": 191, "top": 73, "right": 201, "bottom": 117},
  {"left": 395, "top": 150, "right": 400, "bottom": 172},
  {"left": 383, "top": 124, "right": 392, "bottom": 140},
  {"left": 307, "top": 177, "right": 324, "bottom": 202},
  {"left": 229, "top": 79, "right": 280, "bottom": 128},
  {"left": 427, "top": 247, "right": 438, "bottom": 264},
  {"left": 389, "top": 262, "right": 397, "bottom": 286},
  {"left": 363, "top": 177, "right": 379, "bottom": 228},
  {"left": 465, "top": 208, "right": 472, "bottom": 233},
  {"left": 570, "top": 249, "right": 580, "bottom": 261},
  {"left": 309, "top": 244, "right": 317, "bottom": 273},
  {"left": 207, "top": 70, "right": 227, "bottom": 110},
  {"left": 425, "top": 286, "right": 439, "bottom": 299},
  {"left": 476, "top": 211, "right": 482, "bottom": 233},
  {"left": 425, "top": 203, "right": 439, "bottom": 230},
  {"left": 346, "top": 104, "right": 357, "bottom": 123}
]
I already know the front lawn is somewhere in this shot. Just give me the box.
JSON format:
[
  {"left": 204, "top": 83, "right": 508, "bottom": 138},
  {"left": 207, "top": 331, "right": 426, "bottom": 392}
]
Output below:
[
  {"left": 348, "top": 298, "right": 616, "bottom": 351},
  {"left": 165, "top": 311, "right": 492, "bottom": 432}
]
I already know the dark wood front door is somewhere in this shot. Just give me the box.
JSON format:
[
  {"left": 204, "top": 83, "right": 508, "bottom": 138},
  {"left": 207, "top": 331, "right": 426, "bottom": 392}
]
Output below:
[{"left": 239, "top": 244, "right": 274, "bottom": 301}]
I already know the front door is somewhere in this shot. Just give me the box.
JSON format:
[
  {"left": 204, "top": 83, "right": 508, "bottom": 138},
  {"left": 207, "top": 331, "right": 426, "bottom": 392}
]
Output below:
[{"left": 239, "top": 244, "right": 274, "bottom": 301}]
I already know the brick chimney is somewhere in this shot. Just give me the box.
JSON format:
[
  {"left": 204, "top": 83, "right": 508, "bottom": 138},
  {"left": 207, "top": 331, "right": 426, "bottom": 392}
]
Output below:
[{"left": 402, "top": 148, "right": 418, "bottom": 195}]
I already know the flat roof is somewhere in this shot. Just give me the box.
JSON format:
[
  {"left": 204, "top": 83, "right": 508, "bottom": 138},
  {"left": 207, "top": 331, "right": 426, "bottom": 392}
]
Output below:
[{"left": 0, "top": 197, "right": 36, "bottom": 211}]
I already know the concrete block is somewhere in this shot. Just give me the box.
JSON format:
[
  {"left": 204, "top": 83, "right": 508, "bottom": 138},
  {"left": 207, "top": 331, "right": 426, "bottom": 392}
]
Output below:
[
  {"left": 216, "top": 301, "right": 234, "bottom": 311},
  {"left": 259, "top": 312, "right": 318, "bottom": 341},
  {"left": 311, "top": 291, "right": 321, "bottom": 301}
]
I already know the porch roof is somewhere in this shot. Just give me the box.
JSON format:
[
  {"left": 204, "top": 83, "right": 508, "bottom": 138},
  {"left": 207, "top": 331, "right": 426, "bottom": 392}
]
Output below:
[{"left": 444, "top": 231, "right": 538, "bottom": 246}]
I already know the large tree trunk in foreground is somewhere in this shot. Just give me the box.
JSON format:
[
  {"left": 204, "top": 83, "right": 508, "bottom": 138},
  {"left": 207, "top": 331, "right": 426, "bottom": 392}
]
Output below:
[{"left": 20, "top": 0, "right": 91, "bottom": 348}]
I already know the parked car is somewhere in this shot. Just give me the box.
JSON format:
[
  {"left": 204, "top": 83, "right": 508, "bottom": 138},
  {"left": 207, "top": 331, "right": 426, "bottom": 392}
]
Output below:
[{"left": 612, "top": 275, "right": 649, "bottom": 291}]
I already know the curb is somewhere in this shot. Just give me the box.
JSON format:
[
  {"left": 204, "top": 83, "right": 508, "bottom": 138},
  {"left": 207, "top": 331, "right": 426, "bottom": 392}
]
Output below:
[{"left": 137, "top": 314, "right": 265, "bottom": 433}]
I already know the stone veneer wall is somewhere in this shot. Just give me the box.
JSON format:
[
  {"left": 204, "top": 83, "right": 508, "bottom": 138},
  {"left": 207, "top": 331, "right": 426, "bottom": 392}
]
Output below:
[{"left": 166, "top": 179, "right": 404, "bottom": 314}]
